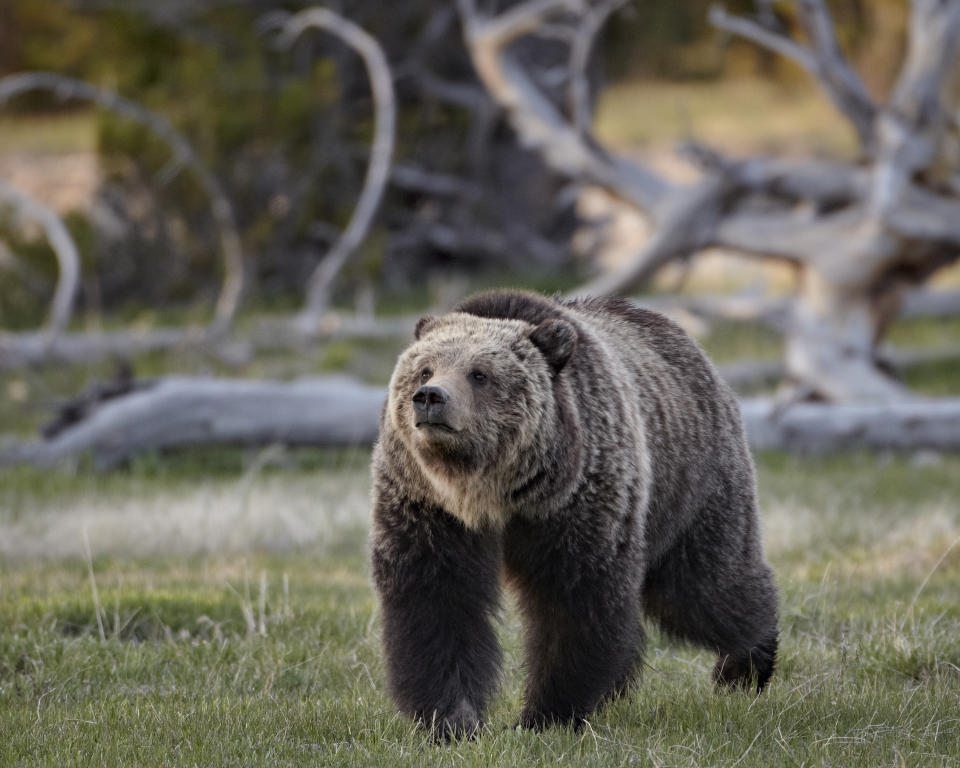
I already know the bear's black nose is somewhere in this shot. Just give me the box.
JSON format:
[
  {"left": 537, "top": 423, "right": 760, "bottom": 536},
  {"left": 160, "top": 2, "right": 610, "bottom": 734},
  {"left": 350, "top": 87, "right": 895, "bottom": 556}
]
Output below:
[
  {"left": 412, "top": 384, "right": 448, "bottom": 412},
  {"left": 412, "top": 385, "right": 450, "bottom": 424}
]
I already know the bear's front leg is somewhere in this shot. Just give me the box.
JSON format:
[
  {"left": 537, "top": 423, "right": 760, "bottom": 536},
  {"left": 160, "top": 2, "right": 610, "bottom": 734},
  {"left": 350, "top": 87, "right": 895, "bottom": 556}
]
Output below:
[
  {"left": 371, "top": 487, "right": 502, "bottom": 739},
  {"left": 514, "top": 587, "right": 643, "bottom": 730},
  {"left": 506, "top": 518, "right": 644, "bottom": 730}
]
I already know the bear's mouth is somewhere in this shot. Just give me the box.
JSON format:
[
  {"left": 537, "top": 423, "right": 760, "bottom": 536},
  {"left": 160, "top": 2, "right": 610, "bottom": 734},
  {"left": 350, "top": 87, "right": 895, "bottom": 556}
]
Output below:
[{"left": 416, "top": 420, "right": 458, "bottom": 434}]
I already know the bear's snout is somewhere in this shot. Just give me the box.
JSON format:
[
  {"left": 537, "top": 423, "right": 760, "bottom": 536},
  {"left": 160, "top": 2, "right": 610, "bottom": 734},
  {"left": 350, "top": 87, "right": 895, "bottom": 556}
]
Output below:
[{"left": 412, "top": 384, "right": 453, "bottom": 428}]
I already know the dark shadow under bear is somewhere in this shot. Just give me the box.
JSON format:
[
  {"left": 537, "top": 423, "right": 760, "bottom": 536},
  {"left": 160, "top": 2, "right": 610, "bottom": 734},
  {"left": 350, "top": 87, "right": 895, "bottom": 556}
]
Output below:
[{"left": 370, "top": 290, "right": 778, "bottom": 737}]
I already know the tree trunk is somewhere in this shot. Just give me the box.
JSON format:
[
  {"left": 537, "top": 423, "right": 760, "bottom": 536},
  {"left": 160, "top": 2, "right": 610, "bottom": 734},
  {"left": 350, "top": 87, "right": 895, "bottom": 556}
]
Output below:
[{"left": 785, "top": 270, "right": 912, "bottom": 403}]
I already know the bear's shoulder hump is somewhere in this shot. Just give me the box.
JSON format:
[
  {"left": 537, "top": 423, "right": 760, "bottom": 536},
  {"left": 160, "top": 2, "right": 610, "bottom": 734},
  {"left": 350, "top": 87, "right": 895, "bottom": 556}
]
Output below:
[{"left": 454, "top": 289, "right": 567, "bottom": 327}]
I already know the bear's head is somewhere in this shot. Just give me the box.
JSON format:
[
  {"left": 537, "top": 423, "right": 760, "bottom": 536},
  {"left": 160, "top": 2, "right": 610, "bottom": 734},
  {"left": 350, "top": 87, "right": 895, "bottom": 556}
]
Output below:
[{"left": 387, "top": 312, "right": 577, "bottom": 489}]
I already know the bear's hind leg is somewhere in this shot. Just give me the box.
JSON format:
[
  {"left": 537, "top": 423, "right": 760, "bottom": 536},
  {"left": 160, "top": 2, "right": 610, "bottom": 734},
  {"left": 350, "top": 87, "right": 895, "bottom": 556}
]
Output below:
[{"left": 641, "top": 516, "right": 779, "bottom": 694}]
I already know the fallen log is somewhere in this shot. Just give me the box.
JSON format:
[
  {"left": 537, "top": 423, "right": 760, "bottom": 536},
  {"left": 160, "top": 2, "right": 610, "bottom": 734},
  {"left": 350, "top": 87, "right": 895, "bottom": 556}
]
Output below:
[
  {"left": 739, "top": 397, "right": 960, "bottom": 453},
  {"left": 0, "top": 179, "right": 80, "bottom": 340},
  {"left": 4, "top": 290, "right": 957, "bottom": 372},
  {"left": 0, "top": 376, "right": 384, "bottom": 469},
  {"left": 2, "top": 375, "right": 960, "bottom": 469},
  {"left": 901, "top": 288, "right": 960, "bottom": 319}
]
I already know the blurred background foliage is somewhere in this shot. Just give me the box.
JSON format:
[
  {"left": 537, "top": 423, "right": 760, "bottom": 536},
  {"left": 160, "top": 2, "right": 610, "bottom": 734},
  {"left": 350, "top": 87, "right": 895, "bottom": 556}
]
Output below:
[{"left": 0, "top": 0, "right": 908, "bottom": 329}]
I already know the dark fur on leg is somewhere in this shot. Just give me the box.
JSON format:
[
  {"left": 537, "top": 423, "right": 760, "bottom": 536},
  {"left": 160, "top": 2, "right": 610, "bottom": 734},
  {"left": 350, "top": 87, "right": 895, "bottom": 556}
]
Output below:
[
  {"left": 641, "top": 499, "right": 779, "bottom": 696},
  {"left": 371, "top": 479, "right": 502, "bottom": 740},
  {"left": 505, "top": 516, "right": 645, "bottom": 730}
]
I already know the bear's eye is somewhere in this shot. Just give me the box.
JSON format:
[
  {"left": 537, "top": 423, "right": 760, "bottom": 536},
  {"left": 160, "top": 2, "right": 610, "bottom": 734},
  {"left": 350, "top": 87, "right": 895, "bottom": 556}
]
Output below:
[
  {"left": 468, "top": 370, "right": 487, "bottom": 385},
  {"left": 420, "top": 368, "right": 432, "bottom": 383}
]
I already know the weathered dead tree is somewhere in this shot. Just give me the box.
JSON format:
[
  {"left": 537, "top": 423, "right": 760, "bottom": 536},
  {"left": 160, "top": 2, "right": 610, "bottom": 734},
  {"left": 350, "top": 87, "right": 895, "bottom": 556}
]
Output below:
[
  {"left": 457, "top": 0, "right": 960, "bottom": 404},
  {"left": 0, "top": 72, "right": 245, "bottom": 335}
]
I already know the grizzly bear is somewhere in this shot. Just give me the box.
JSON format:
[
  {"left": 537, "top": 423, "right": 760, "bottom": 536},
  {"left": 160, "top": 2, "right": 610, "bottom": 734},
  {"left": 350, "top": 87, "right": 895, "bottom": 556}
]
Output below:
[{"left": 370, "top": 289, "right": 778, "bottom": 736}]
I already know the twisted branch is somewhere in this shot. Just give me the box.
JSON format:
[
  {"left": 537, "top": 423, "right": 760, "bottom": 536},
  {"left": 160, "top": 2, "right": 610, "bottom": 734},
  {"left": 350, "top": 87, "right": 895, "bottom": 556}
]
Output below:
[
  {"left": 872, "top": 0, "right": 960, "bottom": 215},
  {"left": 568, "top": 0, "right": 626, "bottom": 136},
  {"left": 268, "top": 8, "right": 396, "bottom": 328}
]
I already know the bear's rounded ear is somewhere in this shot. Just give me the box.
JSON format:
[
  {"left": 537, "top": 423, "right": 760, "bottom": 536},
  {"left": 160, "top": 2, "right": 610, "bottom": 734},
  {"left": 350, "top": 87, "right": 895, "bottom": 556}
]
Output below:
[
  {"left": 529, "top": 318, "right": 577, "bottom": 374},
  {"left": 414, "top": 315, "right": 437, "bottom": 340}
]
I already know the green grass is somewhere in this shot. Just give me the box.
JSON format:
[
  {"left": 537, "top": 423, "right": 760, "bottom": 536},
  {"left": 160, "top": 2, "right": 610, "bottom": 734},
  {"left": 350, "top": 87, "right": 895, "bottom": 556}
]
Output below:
[{"left": 1, "top": 451, "right": 959, "bottom": 766}]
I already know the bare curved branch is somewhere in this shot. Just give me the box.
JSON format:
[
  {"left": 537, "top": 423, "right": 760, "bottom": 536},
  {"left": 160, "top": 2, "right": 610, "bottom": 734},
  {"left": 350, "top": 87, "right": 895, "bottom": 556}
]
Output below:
[
  {"left": 714, "top": 205, "right": 863, "bottom": 263},
  {"left": 889, "top": 0, "right": 960, "bottom": 123},
  {"left": 0, "top": 179, "right": 80, "bottom": 342},
  {"left": 794, "top": 0, "right": 877, "bottom": 149},
  {"left": 568, "top": 0, "right": 626, "bottom": 136},
  {"left": 709, "top": 5, "right": 816, "bottom": 71},
  {"left": 0, "top": 72, "right": 244, "bottom": 334},
  {"left": 872, "top": 0, "right": 960, "bottom": 215},
  {"left": 271, "top": 8, "right": 396, "bottom": 327}
]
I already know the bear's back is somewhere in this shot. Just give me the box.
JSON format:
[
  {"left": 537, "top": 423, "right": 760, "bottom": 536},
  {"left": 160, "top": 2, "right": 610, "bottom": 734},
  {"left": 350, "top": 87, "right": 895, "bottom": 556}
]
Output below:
[
  {"left": 456, "top": 290, "right": 755, "bottom": 560},
  {"left": 570, "top": 295, "right": 755, "bottom": 561}
]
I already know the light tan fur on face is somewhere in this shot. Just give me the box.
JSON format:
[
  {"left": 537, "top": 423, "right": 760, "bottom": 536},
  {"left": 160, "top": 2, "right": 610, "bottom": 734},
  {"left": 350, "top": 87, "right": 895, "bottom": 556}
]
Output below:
[{"left": 386, "top": 314, "right": 551, "bottom": 529}]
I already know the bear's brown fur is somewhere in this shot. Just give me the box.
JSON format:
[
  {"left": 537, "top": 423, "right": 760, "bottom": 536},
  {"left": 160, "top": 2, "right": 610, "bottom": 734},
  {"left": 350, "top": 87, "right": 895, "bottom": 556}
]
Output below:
[{"left": 370, "top": 289, "right": 778, "bottom": 736}]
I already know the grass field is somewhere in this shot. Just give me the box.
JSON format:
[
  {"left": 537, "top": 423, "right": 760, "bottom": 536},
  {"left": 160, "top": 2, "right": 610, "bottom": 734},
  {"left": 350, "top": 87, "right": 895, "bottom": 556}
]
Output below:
[{"left": 1, "top": 448, "right": 959, "bottom": 767}]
